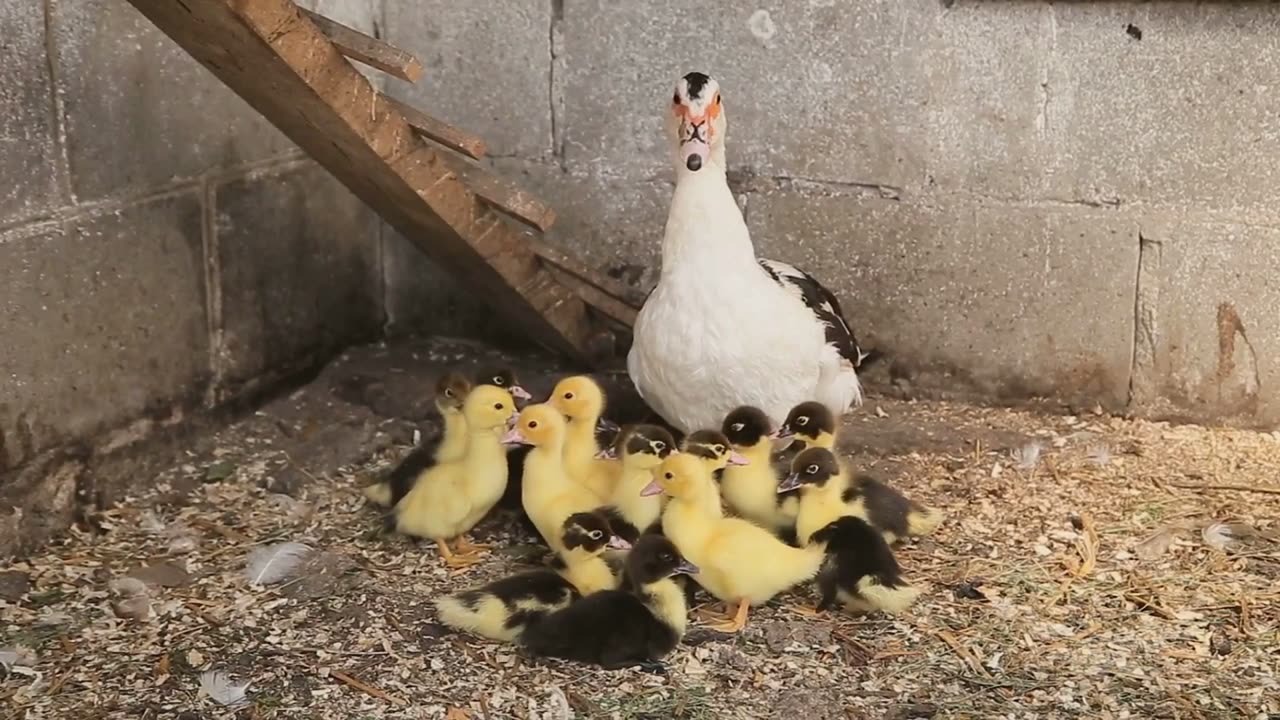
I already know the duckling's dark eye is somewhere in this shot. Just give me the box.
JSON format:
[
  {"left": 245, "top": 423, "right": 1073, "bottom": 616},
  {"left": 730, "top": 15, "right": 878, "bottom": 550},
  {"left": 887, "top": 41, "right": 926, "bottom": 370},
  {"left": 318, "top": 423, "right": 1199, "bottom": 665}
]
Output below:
[
  {"left": 653, "top": 441, "right": 666, "bottom": 451},
  {"left": 528, "top": 420, "right": 539, "bottom": 429},
  {"left": 797, "top": 417, "right": 809, "bottom": 426},
  {"left": 444, "top": 389, "right": 454, "bottom": 397},
  {"left": 806, "top": 464, "right": 819, "bottom": 474},
  {"left": 589, "top": 530, "right": 603, "bottom": 540},
  {"left": 730, "top": 422, "right": 744, "bottom": 432},
  {"left": 713, "top": 444, "right": 725, "bottom": 455},
  {"left": 664, "top": 472, "right": 673, "bottom": 480},
  {"left": 492, "top": 376, "right": 504, "bottom": 385},
  {"left": 564, "top": 392, "right": 574, "bottom": 400},
  {"left": 494, "top": 403, "right": 504, "bottom": 410}
]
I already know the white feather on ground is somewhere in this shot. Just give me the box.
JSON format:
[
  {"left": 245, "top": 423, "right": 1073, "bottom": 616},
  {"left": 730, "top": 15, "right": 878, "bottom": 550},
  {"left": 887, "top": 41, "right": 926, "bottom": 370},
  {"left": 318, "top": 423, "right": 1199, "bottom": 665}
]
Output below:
[
  {"left": 245, "top": 542, "right": 313, "bottom": 586},
  {"left": 199, "top": 669, "right": 251, "bottom": 708}
]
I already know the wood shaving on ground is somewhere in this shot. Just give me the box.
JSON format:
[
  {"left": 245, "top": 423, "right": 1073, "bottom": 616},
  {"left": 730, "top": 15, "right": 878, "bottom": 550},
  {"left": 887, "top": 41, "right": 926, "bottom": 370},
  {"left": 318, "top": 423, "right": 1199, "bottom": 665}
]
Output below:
[{"left": 2, "top": 384, "right": 1278, "bottom": 719}]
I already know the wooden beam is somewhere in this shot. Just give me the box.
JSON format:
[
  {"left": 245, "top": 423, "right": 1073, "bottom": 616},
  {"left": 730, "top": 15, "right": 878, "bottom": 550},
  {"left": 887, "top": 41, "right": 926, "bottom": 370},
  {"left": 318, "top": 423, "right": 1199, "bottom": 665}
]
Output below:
[
  {"left": 383, "top": 96, "right": 486, "bottom": 160},
  {"left": 124, "top": 0, "right": 599, "bottom": 361},
  {"left": 299, "top": 9, "right": 423, "bottom": 83},
  {"left": 439, "top": 154, "right": 556, "bottom": 232},
  {"left": 528, "top": 239, "right": 647, "bottom": 313}
]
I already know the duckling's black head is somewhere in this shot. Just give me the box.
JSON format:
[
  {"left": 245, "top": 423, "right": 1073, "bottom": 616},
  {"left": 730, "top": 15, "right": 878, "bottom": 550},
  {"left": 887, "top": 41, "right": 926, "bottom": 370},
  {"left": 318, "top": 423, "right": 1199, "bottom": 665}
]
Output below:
[
  {"left": 721, "top": 406, "right": 772, "bottom": 447},
  {"left": 776, "top": 447, "right": 840, "bottom": 493},
  {"left": 477, "top": 367, "right": 533, "bottom": 402},
  {"left": 681, "top": 429, "right": 748, "bottom": 468},
  {"left": 621, "top": 424, "right": 675, "bottom": 462},
  {"left": 434, "top": 372, "right": 472, "bottom": 412},
  {"left": 775, "top": 401, "right": 835, "bottom": 443},
  {"left": 627, "top": 534, "right": 698, "bottom": 584},
  {"left": 562, "top": 511, "right": 627, "bottom": 554}
]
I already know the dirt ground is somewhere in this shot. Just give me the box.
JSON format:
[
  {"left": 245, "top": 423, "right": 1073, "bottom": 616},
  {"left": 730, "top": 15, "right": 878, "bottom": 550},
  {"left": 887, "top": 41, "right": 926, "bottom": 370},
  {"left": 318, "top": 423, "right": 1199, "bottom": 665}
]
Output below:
[{"left": 2, "top": 337, "right": 1278, "bottom": 720}]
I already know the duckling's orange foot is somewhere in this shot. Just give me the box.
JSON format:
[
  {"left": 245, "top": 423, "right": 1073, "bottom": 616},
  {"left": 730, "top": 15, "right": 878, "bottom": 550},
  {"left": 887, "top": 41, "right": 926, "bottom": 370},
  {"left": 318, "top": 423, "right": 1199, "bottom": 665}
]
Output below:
[
  {"left": 785, "top": 604, "right": 822, "bottom": 618},
  {"left": 455, "top": 536, "right": 494, "bottom": 553},
  {"left": 444, "top": 552, "right": 486, "bottom": 570},
  {"left": 694, "top": 603, "right": 734, "bottom": 624},
  {"left": 707, "top": 599, "right": 751, "bottom": 633}
]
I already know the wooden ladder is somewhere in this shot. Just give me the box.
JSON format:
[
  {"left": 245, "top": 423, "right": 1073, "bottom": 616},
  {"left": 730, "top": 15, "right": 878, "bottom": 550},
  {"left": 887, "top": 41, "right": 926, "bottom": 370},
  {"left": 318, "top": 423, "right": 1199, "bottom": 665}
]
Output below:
[{"left": 126, "top": 0, "right": 642, "bottom": 364}]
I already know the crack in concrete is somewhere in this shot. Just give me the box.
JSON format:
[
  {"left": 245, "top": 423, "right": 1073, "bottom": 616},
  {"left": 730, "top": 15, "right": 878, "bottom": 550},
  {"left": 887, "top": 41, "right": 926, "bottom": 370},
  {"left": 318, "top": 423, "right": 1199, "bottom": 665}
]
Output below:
[
  {"left": 726, "top": 168, "right": 902, "bottom": 200},
  {"left": 548, "top": 0, "right": 566, "bottom": 171},
  {"left": 1127, "top": 230, "right": 1161, "bottom": 408},
  {"left": 43, "top": 0, "right": 75, "bottom": 206}
]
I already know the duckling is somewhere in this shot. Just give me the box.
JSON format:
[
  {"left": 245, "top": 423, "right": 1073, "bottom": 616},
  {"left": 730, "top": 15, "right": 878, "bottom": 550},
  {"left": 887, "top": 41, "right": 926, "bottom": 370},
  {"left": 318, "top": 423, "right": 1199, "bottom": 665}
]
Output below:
[
  {"left": 773, "top": 401, "right": 838, "bottom": 452},
  {"left": 363, "top": 372, "right": 472, "bottom": 507},
  {"left": 809, "top": 516, "right": 921, "bottom": 615},
  {"left": 475, "top": 367, "right": 537, "bottom": 515},
  {"left": 520, "top": 534, "right": 698, "bottom": 670},
  {"left": 393, "top": 385, "right": 516, "bottom": 567},
  {"left": 548, "top": 375, "right": 620, "bottom": 499},
  {"left": 679, "top": 429, "right": 745, "bottom": 518},
  {"left": 547, "top": 510, "right": 630, "bottom": 595},
  {"left": 720, "top": 406, "right": 801, "bottom": 538},
  {"left": 505, "top": 404, "right": 609, "bottom": 556},
  {"left": 477, "top": 367, "right": 534, "bottom": 405},
  {"left": 780, "top": 447, "right": 943, "bottom": 545},
  {"left": 435, "top": 512, "right": 630, "bottom": 642},
  {"left": 602, "top": 425, "right": 676, "bottom": 543},
  {"left": 649, "top": 453, "right": 825, "bottom": 633}
]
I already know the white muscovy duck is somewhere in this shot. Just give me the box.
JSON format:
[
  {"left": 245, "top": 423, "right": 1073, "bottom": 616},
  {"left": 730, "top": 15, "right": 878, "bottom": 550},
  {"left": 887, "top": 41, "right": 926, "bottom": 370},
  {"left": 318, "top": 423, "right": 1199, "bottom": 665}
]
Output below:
[{"left": 628, "top": 71, "right": 869, "bottom": 435}]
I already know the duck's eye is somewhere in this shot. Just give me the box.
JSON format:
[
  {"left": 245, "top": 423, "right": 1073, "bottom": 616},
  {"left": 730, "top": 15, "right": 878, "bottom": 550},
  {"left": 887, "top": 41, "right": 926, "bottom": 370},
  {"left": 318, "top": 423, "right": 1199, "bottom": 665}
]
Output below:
[
  {"left": 492, "top": 376, "right": 504, "bottom": 385},
  {"left": 653, "top": 441, "right": 666, "bottom": 451},
  {"left": 563, "top": 392, "right": 575, "bottom": 400},
  {"left": 589, "top": 530, "right": 603, "bottom": 540},
  {"left": 713, "top": 94, "right": 721, "bottom": 105},
  {"left": 713, "top": 444, "right": 725, "bottom": 455},
  {"left": 672, "top": 92, "right": 680, "bottom": 104},
  {"left": 444, "top": 389, "right": 454, "bottom": 397},
  {"left": 494, "top": 403, "right": 505, "bottom": 410},
  {"left": 797, "top": 417, "right": 809, "bottom": 426},
  {"left": 528, "top": 420, "right": 539, "bottom": 429},
  {"left": 730, "top": 422, "right": 744, "bottom": 432},
  {"left": 664, "top": 472, "right": 673, "bottom": 480},
  {"left": 807, "top": 464, "right": 819, "bottom": 474}
]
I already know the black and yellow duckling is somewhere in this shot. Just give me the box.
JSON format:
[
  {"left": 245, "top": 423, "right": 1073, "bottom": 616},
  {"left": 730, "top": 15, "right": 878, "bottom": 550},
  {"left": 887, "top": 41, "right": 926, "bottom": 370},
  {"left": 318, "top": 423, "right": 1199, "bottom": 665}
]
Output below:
[
  {"left": 363, "top": 371, "right": 473, "bottom": 508},
  {"left": 773, "top": 400, "right": 838, "bottom": 452},
  {"left": 393, "top": 385, "right": 516, "bottom": 568},
  {"left": 520, "top": 534, "right": 697, "bottom": 670},
  {"left": 435, "top": 511, "right": 630, "bottom": 642},
  {"left": 780, "top": 447, "right": 943, "bottom": 546},
  {"left": 679, "top": 429, "right": 747, "bottom": 519},
  {"left": 809, "top": 516, "right": 921, "bottom": 616},
  {"left": 599, "top": 424, "right": 676, "bottom": 543},
  {"left": 720, "top": 406, "right": 801, "bottom": 540}
]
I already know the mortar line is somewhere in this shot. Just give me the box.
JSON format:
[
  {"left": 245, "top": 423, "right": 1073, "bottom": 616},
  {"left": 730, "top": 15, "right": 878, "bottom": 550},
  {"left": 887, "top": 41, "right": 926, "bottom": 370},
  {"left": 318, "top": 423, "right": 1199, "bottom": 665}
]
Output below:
[
  {"left": 43, "top": 0, "right": 76, "bottom": 205},
  {"left": 201, "top": 175, "right": 226, "bottom": 407}
]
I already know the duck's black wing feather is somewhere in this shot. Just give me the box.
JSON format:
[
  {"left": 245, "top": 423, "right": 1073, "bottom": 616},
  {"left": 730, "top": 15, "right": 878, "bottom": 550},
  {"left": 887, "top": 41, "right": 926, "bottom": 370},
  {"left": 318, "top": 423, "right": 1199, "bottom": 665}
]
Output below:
[{"left": 758, "top": 258, "right": 867, "bottom": 368}]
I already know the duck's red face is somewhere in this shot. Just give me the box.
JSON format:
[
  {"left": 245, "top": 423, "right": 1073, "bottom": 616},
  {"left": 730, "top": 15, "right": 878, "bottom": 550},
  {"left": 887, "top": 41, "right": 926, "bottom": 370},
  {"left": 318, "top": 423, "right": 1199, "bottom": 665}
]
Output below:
[{"left": 671, "top": 71, "right": 724, "bottom": 172}]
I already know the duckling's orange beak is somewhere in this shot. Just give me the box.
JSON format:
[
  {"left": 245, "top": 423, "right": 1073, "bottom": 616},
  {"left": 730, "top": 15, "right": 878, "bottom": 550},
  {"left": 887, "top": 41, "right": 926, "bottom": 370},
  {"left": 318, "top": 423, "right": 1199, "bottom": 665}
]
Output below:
[
  {"left": 727, "top": 451, "right": 749, "bottom": 466},
  {"left": 776, "top": 472, "right": 803, "bottom": 494},
  {"left": 639, "top": 478, "right": 664, "bottom": 497},
  {"left": 501, "top": 427, "right": 528, "bottom": 446}
]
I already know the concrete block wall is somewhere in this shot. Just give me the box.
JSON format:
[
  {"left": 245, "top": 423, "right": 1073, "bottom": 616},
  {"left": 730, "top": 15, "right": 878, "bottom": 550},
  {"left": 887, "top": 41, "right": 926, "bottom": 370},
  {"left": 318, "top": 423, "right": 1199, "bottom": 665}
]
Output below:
[
  {"left": 0, "top": 0, "right": 397, "bottom": 553},
  {"left": 382, "top": 0, "right": 1280, "bottom": 427}
]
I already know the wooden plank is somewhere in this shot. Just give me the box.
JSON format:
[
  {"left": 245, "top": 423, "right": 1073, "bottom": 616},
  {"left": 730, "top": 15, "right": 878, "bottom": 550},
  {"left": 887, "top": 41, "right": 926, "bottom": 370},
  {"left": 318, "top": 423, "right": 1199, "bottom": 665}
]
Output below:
[
  {"left": 299, "top": 8, "right": 423, "bottom": 83},
  {"left": 528, "top": 239, "right": 646, "bottom": 312},
  {"left": 438, "top": 154, "right": 556, "bottom": 232},
  {"left": 545, "top": 266, "right": 639, "bottom": 327},
  {"left": 382, "top": 96, "right": 486, "bottom": 160},
  {"left": 123, "top": 0, "right": 599, "bottom": 361}
]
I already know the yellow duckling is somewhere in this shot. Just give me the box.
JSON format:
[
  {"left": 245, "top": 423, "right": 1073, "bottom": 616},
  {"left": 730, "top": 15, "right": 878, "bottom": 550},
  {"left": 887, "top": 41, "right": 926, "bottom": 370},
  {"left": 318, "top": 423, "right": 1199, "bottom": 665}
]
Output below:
[
  {"left": 392, "top": 385, "right": 516, "bottom": 568},
  {"left": 721, "top": 406, "right": 801, "bottom": 538},
  {"left": 363, "top": 372, "right": 472, "bottom": 507},
  {"left": 506, "top": 404, "right": 609, "bottom": 556},
  {"left": 434, "top": 511, "right": 630, "bottom": 642},
  {"left": 548, "top": 375, "right": 618, "bottom": 499},
  {"left": 781, "top": 447, "right": 944, "bottom": 546},
  {"left": 647, "top": 453, "right": 825, "bottom": 633}
]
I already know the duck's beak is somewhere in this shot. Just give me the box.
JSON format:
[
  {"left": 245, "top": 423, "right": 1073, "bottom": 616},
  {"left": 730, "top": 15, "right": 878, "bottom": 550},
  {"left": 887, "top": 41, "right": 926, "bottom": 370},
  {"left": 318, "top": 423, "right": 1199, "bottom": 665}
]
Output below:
[
  {"left": 639, "top": 478, "right": 664, "bottom": 497},
  {"left": 501, "top": 427, "right": 528, "bottom": 446},
  {"left": 682, "top": 136, "right": 709, "bottom": 172},
  {"left": 607, "top": 536, "right": 633, "bottom": 551},
  {"left": 727, "top": 451, "right": 749, "bottom": 466},
  {"left": 776, "top": 472, "right": 803, "bottom": 494},
  {"left": 509, "top": 385, "right": 533, "bottom": 401},
  {"left": 770, "top": 425, "right": 794, "bottom": 440},
  {"left": 595, "top": 447, "right": 618, "bottom": 460},
  {"left": 679, "top": 115, "right": 710, "bottom": 172},
  {"left": 673, "top": 559, "right": 700, "bottom": 576}
]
